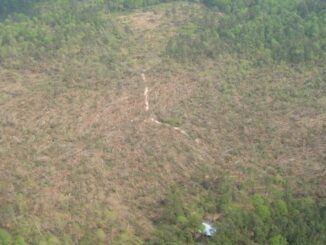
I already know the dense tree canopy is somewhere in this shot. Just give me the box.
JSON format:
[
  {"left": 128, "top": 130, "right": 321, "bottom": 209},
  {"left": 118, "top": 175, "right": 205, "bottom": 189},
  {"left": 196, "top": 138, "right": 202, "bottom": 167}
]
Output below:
[
  {"left": 150, "top": 181, "right": 326, "bottom": 244},
  {"left": 0, "top": 0, "right": 42, "bottom": 18},
  {"left": 167, "top": 0, "right": 326, "bottom": 64}
]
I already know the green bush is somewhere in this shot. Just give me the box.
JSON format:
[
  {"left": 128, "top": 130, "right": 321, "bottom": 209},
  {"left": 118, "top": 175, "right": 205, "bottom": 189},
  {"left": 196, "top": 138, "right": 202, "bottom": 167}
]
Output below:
[
  {"left": 269, "top": 235, "right": 288, "bottom": 245},
  {"left": 0, "top": 229, "right": 12, "bottom": 245}
]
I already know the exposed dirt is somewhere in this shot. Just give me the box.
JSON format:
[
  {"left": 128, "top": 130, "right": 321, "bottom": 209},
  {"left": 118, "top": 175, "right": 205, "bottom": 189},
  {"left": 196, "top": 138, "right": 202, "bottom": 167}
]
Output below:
[{"left": 119, "top": 11, "right": 163, "bottom": 30}]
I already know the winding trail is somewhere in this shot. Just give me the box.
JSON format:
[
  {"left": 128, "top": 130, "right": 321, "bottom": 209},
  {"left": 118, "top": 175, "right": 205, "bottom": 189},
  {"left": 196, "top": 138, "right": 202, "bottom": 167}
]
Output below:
[{"left": 141, "top": 72, "right": 190, "bottom": 138}]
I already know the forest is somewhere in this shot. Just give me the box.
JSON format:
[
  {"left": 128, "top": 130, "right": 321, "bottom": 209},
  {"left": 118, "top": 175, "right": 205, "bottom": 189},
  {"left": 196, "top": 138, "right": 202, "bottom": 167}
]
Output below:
[
  {"left": 167, "top": 0, "right": 325, "bottom": 63},
  {"left": 0, "top": 0, "right": 325, "bottom": 244},
  {"left": 1, "top": 1, "right": 325, "bottom": 62}
]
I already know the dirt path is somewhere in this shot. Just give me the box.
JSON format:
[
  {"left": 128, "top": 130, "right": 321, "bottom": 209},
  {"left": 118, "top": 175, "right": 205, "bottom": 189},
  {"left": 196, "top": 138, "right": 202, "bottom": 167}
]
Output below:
[
  {"left": 142, "top": 73, "right": 150, "bottom": 112},
  {"left": 141, "top": 72, "right": 190, "bottom": 138}
]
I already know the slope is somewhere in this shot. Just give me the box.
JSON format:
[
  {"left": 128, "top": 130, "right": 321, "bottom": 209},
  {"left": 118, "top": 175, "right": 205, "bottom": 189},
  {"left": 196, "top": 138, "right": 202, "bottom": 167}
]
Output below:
[{"left": 0, "top": 1, "right": 325, "bottom": 244}]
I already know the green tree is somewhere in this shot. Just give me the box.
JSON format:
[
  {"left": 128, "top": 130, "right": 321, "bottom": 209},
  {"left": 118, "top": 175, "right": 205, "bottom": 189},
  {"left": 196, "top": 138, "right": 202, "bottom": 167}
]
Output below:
[
  {"left": 0, "top": 229, "right": 12, "bottom": 245},
  {"left": 269, "top": 235, "right": 288, "bottom": 245}
]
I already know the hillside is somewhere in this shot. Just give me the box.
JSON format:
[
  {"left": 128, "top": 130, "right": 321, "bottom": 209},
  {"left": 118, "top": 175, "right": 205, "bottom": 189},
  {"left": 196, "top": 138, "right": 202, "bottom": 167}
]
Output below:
[{"left": 0, "top": 1, "right": 325, "bottom": 244}]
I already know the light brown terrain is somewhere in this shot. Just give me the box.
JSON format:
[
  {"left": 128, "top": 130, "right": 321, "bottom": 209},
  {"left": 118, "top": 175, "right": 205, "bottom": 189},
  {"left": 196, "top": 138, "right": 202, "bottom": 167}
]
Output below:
[{"left": 0, "top": 2, "right": 325, "bottom": 242}]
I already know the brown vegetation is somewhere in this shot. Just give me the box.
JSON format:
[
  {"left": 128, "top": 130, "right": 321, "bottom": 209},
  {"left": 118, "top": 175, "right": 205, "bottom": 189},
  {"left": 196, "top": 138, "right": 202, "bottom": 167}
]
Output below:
[{"left": 0, "top": 2, "right": 324, "bottom": 243}]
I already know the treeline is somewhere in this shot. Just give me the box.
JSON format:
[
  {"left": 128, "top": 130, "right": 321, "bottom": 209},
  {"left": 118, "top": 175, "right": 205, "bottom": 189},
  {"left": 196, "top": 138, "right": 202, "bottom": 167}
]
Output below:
[
  {"left": 0, "top": 0, "right": 126, "bottom": 61},
  {"left": 0, "top": 0, "right": 170, "bottom": 18},
  {"left": 0, "top": 0, "right": 178, "bottom": 60},
  {"left": 167, "top": 0, "right": 326, "bottom": 64},
  {"left": 2, "top": 182, "right": 324, "bottom": 244},
  {"left": 150, "top": 180, "right": 326, "bottom": 244},
  {"left": 3, "top": 0, "right": 325, "bottom": 63}
]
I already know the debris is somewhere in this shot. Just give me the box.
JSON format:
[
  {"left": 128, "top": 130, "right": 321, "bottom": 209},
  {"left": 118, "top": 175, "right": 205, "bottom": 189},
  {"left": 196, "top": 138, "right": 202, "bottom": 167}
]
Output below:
[
  {"left": 201, "top": 222, "right": 217, "bottom": 237},
  {"left": 150, "top": 117, "right": 162, "bottom": 125},
  {"left": 144, "top": 86, "right": 149, "bottom": 111}
]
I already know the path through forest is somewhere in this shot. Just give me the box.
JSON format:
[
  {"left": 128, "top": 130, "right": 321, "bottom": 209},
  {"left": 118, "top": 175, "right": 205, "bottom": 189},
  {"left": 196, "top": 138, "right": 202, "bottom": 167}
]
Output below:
[{"left": 141, "top": 72, "right": 190, "bottom": 137}]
